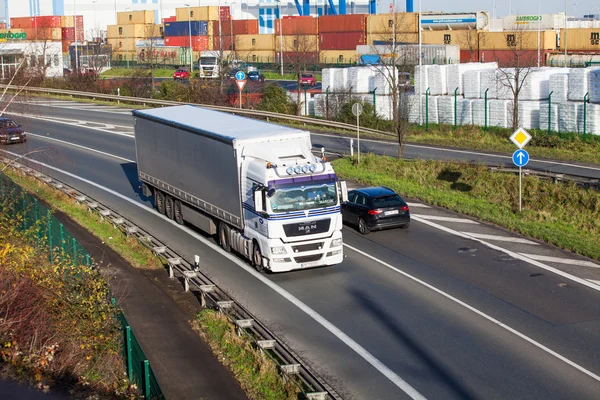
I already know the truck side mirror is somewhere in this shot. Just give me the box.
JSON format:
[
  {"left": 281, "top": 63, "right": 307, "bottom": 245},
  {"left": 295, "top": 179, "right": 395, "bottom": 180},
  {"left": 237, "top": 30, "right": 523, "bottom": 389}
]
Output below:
[
  {"left": 253, "top": 187, "right": 265, "bottom": 213},
  {"left": 338, "top": 181, "right": 348, "bottom": 203}
]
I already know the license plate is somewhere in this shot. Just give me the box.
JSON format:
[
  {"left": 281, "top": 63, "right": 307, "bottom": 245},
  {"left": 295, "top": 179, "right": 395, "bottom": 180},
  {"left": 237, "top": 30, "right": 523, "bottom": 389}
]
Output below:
[
  {"left": 301, "top": 261, "right": 320, "bottom": 268},
  {"left": 384, "top": 210, "right": 399, "bottom": 216},
  {"left": 10, "top": 137, "right": 19, "bottom": 140}
]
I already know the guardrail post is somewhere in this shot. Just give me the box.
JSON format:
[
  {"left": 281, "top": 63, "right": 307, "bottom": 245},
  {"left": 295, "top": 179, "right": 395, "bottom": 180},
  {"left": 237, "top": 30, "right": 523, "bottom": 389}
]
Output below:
[
  {"left": 143, "top": 360, "right": 151, "bottom": 398},
  {"left": 350, "top": 138, "right": 354, "bottom": 157},
  {"left": 425, "top": 88, "right": 430, "bottom": 131},
  {"left": 125, "top": 326, "right": 133, "bottom": 380},
  {"left": 304, "top": 87, "right": 308, "bottom": 116},
  {"left": 454, "top": 87, "right": 459, "bottom": 128},
  {"left": 583, "top": 92, "right": 589, "bottom": 141},
  {"left": 484, "top": 88, "right": 489, "bottom": 130},
  {"left": 548, "top": 91, "right": 553, "bottom": 135}
]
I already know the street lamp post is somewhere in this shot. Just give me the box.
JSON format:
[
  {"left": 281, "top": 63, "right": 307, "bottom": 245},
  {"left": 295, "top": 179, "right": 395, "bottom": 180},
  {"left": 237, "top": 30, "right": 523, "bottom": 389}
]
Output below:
[
  {"left": 418, "top": 0, "right": 423, "bottom": 125},
  {"left": 124, "top": 7, "right": 131, "bottom": 69},
  {"left": 537, "top": 0, "right": 541, "bottom": 67},
  {"left": 92, "top": 0, "right": 97, "bottom": 41},
  {"left": 184, "top": 4, "right": 193, "bottom": 73}
]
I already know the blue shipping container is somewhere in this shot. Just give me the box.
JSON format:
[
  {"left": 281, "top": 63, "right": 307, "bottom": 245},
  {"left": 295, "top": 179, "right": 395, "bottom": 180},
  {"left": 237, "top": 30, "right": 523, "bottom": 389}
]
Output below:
[{"left": 164, "top": 21, "right": 208, "bottom": 37}]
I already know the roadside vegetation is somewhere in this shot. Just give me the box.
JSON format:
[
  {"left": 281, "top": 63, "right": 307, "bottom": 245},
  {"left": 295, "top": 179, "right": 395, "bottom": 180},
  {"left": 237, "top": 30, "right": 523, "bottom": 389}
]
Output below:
[
  {"left": 333, "top": 154, "right": 600, "bottom": 261},
  {"left": 0, "top": 179, "right": 138, "bottom": 398},
  {"left": 101, "top": 68, "right": 177, "bottom": 78},
  {"left": 1, "top": 166, "right": 303, "bottom": 400}
]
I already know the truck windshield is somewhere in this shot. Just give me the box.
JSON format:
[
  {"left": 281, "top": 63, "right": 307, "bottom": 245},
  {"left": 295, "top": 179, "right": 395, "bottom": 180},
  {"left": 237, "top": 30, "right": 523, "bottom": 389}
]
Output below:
[
  {"left": 268, "top": 183, "right": 337, "bottom": 212},
  {"left": 200, "top": 57, "right": 218, "bottom": 65}
]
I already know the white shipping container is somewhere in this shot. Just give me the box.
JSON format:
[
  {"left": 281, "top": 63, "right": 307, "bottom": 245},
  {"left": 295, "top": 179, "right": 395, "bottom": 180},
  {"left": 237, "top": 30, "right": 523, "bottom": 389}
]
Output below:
[{"left": 502, "top": 13, "right": 566, "bottom": 31}]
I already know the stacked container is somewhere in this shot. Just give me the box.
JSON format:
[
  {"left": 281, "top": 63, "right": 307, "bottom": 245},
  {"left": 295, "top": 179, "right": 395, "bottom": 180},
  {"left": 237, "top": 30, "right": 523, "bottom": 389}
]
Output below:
[
  {"left": 276, "top": 16, "right": 319, "bottom": 65},
  {"left": 365, "top": 13, "right": 418, "bottom": 45},
  {"left": 163, "top": 21, "right": 211, "bottom": 51},
  {"left": 175, "top": 6, "right": 221, "bottom": 21},
  {"left": 319, "top": 14, "right": 366, "bottom": 64},
  {"left": 211, "top": 19, "right": 259, "bottom": 50},
  {"left": 236, "top": 34, "right": 276, "bottom": 63},
  {"left": 559, "top": 28, "right": 600, "bottom": 53},
  {"left": 109, "top": 11, "right": 162, "bottom": 62},
  {"left": 478, "top": 31, "right": 557, "bottom": 67}
]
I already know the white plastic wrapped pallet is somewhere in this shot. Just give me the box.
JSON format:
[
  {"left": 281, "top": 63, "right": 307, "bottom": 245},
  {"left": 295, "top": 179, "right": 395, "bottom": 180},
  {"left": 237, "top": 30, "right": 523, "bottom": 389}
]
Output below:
[
  {"left": 464, "top": 70, "right": 482, "bottom": 99},
  {"left": 437, "top": 96, "right": 454, "bottom": 125},
  {"left": 589, "top": 69, "right": 600, "bottom": 104},
  {"left": 568, "top": 67, "right": 600, "bottom": 101},
  {"left": 427, "top": 65, "right": 448, "bottom": 95},
  {"left": 457, "top": 99, "right": 473, "bottom": 125},
  {"left": 471, "top": 99, "right": 489, "bottom": 126},
  {"left": 313, "top": 94, "right": 325, "bottom": 118},
  {"left": 539, "top": 103, "right": 559, "bottom": 132},
  {"left": 408, "top": 94, "right": 422, "bottom": 124},
  {"left": 585, "top": 104, "right": 600, "bottom": 135},
  {"left": 334, "top": 68, "right": 349, "bottom": 91},
  {"left": 558, "top": 102, "right": 584, "bottom": 132},
  {"left": 414, "top": 65, "right": 430, "bottom": 95},
  {"left": 489, "top": 100, "right": 510, "bottom": 128},
  {"left": 549, "top": 73, "right": 569, "bottom": 103},
  {"left": 480, "top": 69, "right": 499, "bottom": 99},
  {"left": 517, "top": 101, "right": 544, "bottom": 129},
  {"left": 348, "top": 67, "right": 373, "bottom": 93},
  {"left": 322, "top": 69, "right": 335, "bottom": 92},
  {"left": 446, "top": 62, "right": 498, "bottom": 96}
]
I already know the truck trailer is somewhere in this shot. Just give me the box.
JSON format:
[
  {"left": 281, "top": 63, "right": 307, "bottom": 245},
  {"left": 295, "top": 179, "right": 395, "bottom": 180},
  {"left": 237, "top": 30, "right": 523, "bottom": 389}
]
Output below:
[{"left": 133, "top": 105, "right": 347, "bottom": 273}]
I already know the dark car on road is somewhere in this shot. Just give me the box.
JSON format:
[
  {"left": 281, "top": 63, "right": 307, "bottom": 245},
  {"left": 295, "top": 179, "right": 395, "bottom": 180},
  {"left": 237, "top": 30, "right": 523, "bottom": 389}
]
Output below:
[
  {"left": 342, "top": 186, "right": 410, "bottom": 234},
  {"left": 247, "top": 70, "right": 265, "bottom": 82},
  {"left": 0, "top": 118, "right": 26, "bottom": 145}
]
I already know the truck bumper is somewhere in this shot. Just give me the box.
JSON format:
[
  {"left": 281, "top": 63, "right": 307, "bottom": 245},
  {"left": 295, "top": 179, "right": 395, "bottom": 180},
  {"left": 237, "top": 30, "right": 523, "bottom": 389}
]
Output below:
[
  {"left": 265, "top": 234, "right": 344, "bottom": 273},
  {"left": 268, "top": 249, "right": 343, "bottom": 273}
]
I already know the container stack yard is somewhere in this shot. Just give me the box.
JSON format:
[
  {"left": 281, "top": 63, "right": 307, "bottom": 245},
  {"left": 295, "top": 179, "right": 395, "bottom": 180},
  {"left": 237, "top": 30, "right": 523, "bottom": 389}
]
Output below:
[{"left": 107, "top": 10, "right": 162, "bottom": 63}]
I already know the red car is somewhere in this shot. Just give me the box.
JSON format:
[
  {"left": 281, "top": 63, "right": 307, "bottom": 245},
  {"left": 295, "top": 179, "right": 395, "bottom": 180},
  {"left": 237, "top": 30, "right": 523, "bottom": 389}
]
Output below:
[
  {"left": 173, "top": 68, "right": 190, "bottom": 80},
  {"left": 299, "top": 72, "right": 317, "bottom": 86}
]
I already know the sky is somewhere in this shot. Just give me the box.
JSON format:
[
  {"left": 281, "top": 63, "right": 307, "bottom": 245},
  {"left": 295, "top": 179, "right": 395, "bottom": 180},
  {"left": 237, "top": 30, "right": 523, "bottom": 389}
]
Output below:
[{"left": 406, "top": 0, "right": 599, "bottom": 17}]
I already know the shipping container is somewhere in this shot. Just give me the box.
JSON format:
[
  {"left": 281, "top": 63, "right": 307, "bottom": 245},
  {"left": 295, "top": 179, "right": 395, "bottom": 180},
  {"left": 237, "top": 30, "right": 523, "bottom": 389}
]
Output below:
[
  {"left": 107, "top": 24, "right": 162, "bottom": 39},
  {"left": 478, "top": 31, "right": 557, "bottom": 50},
  {"left": 420, "top": 12, "right": 489, "bottom": 31},
  {"left": 61, "top": 16, "right": 74, "bottom": 28},
  {"left": 236, "top": 50, "right": 277, "bottom": 63},
  {"left": 366, "top": 32, "right": 418, "bottom": 45},
  {"left": 503, "top": 13, "right": 565, "bottom": 31},
  {"left": 422, "top": 30, "right": 481, "bottom": 50},
  {"left": 162, "top": 16, "right": 177, "bottom": 24},
  {"left": 117, "top": 10, "right": 156, "bottom": 25},
  {"left": 320, "top": 32, "right": 366, "bottom": 50},
  {"left": 10, "top": 17, "right": 32, "bottom": 29},
  {"left": 61, "top": 27, "right": 74, "bottom": 40},
  {"left": 176, "top": 6, "right": 220, "bottom": 21},
  {"left": 236, "top": 34, "right": 275, "bottom": 50},
  {"left": 23, "top": 27, "right": 62, "bottom": 40},
  {"left": 0, "top": 23, "right": 6, "bottom": 30},
  {"left": 75, "top": 16, "right": 84, "bottom": 32},
  {"left": 559, "top": 28, "right": 600, "bottom": 51},
  {"left": 366, "top": 13, "right": 418, "bottom": 34},
  {"left": 319, "top": 50, "right": 357, "bottom": 64},
  {"left": 164, "top": 36, "right": 211, "bottom": 51},
  {"left": 108, "top": 38, "right": 137, "bottom": 52},
  {"left": 137, "top": 46, "right": 188, "bottom": 64},
  {"left": 112, "top": 51, "right": 137, "bottom": 62},
  {"left": 275, "top": 16, "right": 319, "bottom": 35},
  {"left": 282, "top": 51, "right": 319, "bottom": 64},
  {"left": 164, "top": 21, "right": 209, "bottom": 37},
  {"left": 479, "top": 49, "right": 552, "bottom": 67},
  {"left": 220, "top": 6, "right": 231, "bottom": 19},
  {"left": 30, "top": 16, "right": 62, "bottom": 29},
  {"left": 276, "top": 35, "right": 318, "bottom": 52},
  {"left": 318, "top": 14, "right": 367, "bottom": 33},
  {"left": 61, "top": 40, "right": 72, "bottom": 53},
  {"left": 213, "top": 35, "right": 234, "bottom": 51},
  {"left": 212, "top": 19, "right": 259, "bottom": 36},
  {"left": 460, "top": 49, "right": 480, "bottom": 63}
]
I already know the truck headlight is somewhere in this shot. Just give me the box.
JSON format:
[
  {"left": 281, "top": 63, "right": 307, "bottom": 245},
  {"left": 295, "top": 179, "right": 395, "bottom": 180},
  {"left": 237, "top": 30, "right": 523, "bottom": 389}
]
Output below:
[
  {"left": 271, "top": 246, "right": 287, "bottom": 255},
  {"left": 331, "top": 238, "right": 343, "bottom": 247}
]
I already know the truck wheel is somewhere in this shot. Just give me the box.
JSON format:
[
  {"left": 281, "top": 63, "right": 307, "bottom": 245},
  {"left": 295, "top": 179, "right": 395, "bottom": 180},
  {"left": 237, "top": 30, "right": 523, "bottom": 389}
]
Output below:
[
  {"left": 252, "top": 241, "right": 265, "bottom": 273},
  {"left": 174, "top": 200, "right": 184, "bottom": 225},
  {"left": 219, "top": 223, "right": 231, "bottom": 252},
  {"left": 155, "top": 190, "right": 166, "bottom": 215},
  {"left": 165, "top": 195, "right": 174, "bottom": 220}
]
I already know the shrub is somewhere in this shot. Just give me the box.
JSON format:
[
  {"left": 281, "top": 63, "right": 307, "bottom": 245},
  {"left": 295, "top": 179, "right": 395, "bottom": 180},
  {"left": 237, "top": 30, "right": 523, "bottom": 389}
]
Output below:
[{"left": 258, "top": 83, "right": 295, "bottom": 114}]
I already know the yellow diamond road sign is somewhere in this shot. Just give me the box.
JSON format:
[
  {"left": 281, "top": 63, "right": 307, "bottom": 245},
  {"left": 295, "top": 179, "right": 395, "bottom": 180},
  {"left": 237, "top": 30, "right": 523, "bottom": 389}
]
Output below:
[{"left": 510, "top": 127, "right": 532, "bottom": 149}]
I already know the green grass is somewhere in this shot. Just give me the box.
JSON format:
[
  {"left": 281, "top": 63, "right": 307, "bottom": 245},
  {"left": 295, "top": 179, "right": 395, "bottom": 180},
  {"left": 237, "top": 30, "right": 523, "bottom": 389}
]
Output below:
[
  {"left": 332, "top": 154, "right": 600, "bottom": 261},
  {"left": 263, "top": 71, "right": 322, "bottom": 82},
  {"left": 101, "top": 67, "right": 177, "bottom": 78},
  {"left": 194, "top": 310, "right": 298, "bottom": 400}
]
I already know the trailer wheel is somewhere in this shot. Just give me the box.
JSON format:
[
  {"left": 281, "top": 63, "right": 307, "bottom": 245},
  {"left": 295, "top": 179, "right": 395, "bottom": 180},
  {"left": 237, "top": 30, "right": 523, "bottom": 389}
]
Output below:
[
  {"left": 174, "top": 200, "right": 184, "bottom": 225},
  {"left": 219, "top": 223, "right": 231, "bottom": 252},
  {"left": 252, "top": 241, "right": 265, "bottom": 273},
  {"left": 165, "top": 195, "right": 174, "bottom": 220},
  {"left": 155, "top": 190, "right": 166, "bottom": 215}
]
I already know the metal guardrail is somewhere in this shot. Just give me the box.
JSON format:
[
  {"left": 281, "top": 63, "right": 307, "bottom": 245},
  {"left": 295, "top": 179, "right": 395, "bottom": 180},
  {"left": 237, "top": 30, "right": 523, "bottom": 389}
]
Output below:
[
  {"left": 490, "top": 166, "right": 600, "bottom": 190},
  {"left": 0, "top": 84, "right": 394, "bottom": 138},
  {"left": 1, "top": 154, "right": 337, "bottom": 400}
]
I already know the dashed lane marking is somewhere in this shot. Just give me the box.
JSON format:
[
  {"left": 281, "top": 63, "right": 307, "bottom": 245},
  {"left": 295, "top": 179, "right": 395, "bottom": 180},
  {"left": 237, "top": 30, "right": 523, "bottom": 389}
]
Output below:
[
  {"left": 458, "top": 232, "right": 539, "bottom": 245},
  {"left": 413, "top": 215, "right": 478, "bottom": 224},
  {"left": 518, "top": 253, "right": 600, "bottom": 269}
]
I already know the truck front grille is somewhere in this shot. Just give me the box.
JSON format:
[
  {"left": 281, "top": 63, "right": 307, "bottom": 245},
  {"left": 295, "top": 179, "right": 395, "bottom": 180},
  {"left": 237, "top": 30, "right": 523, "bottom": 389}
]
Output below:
[
  {"left": 283, "top": 219, "right": 330, "bottom": 237},
  {"left": 291, "top": 242, "right": 324, "bottom": 253},
  {"left": 294, "top": 254, "right": 323, "bottom": 263}
]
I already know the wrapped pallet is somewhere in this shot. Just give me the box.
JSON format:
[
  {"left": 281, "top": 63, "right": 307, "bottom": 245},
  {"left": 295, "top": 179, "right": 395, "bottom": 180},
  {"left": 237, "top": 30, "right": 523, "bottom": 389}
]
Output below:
[
  {"left": 517, "top": 101, "right": 544, "bottom": 129},
  {"left": 549, "top": 73, "right": 569, "bottom": 103},
  {"left": 414, "top": 65, "right": 431, "bottom": 95},
  {"left": 457, "top": 99, "right": 473, "bottom": 125},
  {"left": 590, "top": 70, "right": 600, "bottom": 104},
  {"left": 437, "top": 96, "right": 454, "bottom": 125},
  {"left": 446, "top": 62, "right": 497, "bottom": 95},
  {"left": 568, "top": 67, "right": 600, "bottom": 102},
  {"left": 558, "top": 102, "right": 584, "bottom": 133},
  {"left": 539, "top": 103, "right": 559, "bottom": 132},
  {"left": 471, "top": 99, "right": 489, "bottom": 127},
  {"left": 427, "top": 65, "right": 448, "bottom": 95},
  {"left": 464, "top": 70, "right": 482, "bottom": 99},
  {"left": 489, "top": 100, "right": 510, "bottom": 128}
]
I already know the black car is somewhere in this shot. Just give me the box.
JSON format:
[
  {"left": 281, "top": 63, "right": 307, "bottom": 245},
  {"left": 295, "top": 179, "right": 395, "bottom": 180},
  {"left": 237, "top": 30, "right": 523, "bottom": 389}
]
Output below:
[
  {"left": 0, "top": 118, "right": 26, "bottom": 145},
  {"left": 227, "top": 68, "right": 241, "bottom": 79},
  {"left": 342, "top": 186, "right": 410, "bottom": 234},
  {"left": 247, "top": 70, "right": 265, "bottom": 82}
]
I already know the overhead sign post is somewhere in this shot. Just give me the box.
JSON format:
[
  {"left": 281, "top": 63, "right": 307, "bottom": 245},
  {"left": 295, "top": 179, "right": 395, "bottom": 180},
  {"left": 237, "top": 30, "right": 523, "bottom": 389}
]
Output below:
[
  {"left": 510, "top": 127, "right": 532, "bottom": 212},
  {"left": 235, "top": 71, "right": 246, "bottom": 109},
  {"left": 352, "top": 103, "right": 363, "bottom": 164}
]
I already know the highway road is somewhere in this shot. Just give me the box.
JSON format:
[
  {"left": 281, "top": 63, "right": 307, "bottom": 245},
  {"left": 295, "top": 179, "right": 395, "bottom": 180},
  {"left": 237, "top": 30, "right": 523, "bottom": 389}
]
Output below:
[{"left": 2, "top": 99, "right": 600, "bottom": 400}]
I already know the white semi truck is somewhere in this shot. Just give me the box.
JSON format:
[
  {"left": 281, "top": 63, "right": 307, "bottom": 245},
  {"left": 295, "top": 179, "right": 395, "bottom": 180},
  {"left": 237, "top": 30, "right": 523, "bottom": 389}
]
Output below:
[
  {"left": 198, "top": 50, "right": 220, "bottom": 78},
  {"left": 133, "top": 105, "right": 347, "bottom": 273}
]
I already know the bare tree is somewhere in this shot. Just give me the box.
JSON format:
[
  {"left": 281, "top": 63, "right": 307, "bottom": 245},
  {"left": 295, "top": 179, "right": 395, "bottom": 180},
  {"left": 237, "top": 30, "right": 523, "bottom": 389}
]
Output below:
[
  {"left": 458, "top": 29, "right": 482, "bottom": 63},
  {"left": 27, "top": 18, "right": 62, "bottom": 80},
  {"left": 137, "top": 25, "right": 163, "bottom": 93},
  {"left": 282, "top": 32, "right": 318, "bottom": 115}
]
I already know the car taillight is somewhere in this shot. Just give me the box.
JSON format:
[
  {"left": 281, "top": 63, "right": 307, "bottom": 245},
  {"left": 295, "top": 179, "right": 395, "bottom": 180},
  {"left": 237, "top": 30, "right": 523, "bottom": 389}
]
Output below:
[
  {"left": 368, "top": 209, "right": 383, "bottom": 215},
  {"left": 400, "top": 205, "right": 409, "bottom": 211}
]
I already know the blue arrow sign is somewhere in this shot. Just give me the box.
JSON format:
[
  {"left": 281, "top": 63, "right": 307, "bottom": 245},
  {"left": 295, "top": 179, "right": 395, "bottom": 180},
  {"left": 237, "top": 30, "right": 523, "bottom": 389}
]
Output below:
[
  {"left": 235, "top": 71, "right": 246, "bottom": 81},
  {"left": 512, "top": 149, "right": 530, "bottom": 167}
]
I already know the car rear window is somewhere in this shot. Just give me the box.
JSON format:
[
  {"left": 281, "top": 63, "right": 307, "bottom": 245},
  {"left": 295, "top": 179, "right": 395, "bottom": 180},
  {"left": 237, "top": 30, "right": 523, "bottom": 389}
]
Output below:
[
  {"left": 302, "top": 74, "right": 312, "bottom": 78},
  {"left": 0, "top": 120, "right": 18, "bottom": 129},
  {"left": 371, "top": 195, "right": 404, "bottom": 208}
]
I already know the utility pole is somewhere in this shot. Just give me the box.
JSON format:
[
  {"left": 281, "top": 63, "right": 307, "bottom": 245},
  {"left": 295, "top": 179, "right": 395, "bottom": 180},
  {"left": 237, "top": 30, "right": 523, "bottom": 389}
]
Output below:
[
  {"left": 185, "top": 4, "right": 193, "bottom": 73},
  {"left": 277, "top": 0, "right": 284, "bottom": 76}
]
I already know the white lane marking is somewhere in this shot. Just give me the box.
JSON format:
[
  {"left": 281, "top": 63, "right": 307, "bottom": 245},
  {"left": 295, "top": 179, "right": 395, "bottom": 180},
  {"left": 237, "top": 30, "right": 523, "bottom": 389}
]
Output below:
[
  {"left": 312, "top": 133, "right": 600, "bottom": 173},
  {"left": 26, "top": 133, "right": 136, "bottom": 163},
  {"left": 589, "top": 280, "right": 600, "bottom": 287},
  {"left": 5, "top": 111, "right": 135, "bottom": 138},
  {"left": 458, "top": 232, "right": 539, "bottom": 245},
  {"left": 343, "top": 243, "right": 600, "bottom": 383},
  {"left": 406, "top": 202, "right": 430, "bottom": 208},
  {"left": 413, "top": 215, "right": 478, "bottom": 224},
  {"left": 413, "top": 216, "right": 600, "bottom": 293},
  {"left": 519, "top": 253, "right": 600, "bottom": 269},
  {"left": 0, "top": 149, "right": 427, "bottom": 400}
]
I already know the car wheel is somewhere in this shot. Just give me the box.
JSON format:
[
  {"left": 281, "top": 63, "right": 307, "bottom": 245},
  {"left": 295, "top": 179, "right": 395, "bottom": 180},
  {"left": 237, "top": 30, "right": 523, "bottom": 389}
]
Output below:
[
  {"left": 357, "top": 218, "right": 370, "bottom": 235},
  {"left": 155, "top": 190, "right": 166, "bottom": 215},
  {"left": 165, "top": 195, "right": 174, "bottom": 220},
  {"left": 174, "top": 200, "right": 184, "bottom": 225},
  {"left": 219, "top": 222, "right": 231, "bottom": 252},
  {"left": 252, "top": 241, "right": 265, "bottom": 273}
]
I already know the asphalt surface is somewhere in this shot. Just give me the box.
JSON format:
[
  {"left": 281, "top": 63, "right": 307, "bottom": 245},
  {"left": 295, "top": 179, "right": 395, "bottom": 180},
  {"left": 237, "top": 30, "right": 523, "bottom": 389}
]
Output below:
[{"left": 2, "top": 100, "right": 600, "bottom": 400}]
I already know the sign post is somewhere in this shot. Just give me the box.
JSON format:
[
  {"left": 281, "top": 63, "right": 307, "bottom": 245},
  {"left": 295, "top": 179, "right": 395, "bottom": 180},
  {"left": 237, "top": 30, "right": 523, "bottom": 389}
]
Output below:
[
  {"left": 352, "top": 103, "right": 363, "bottom": 164},
  {"left": 510, "top": 127, "right": 532, "bottom": 212},
  {"left": 235, "top": 71, "right": 246, "bottom": 109}
]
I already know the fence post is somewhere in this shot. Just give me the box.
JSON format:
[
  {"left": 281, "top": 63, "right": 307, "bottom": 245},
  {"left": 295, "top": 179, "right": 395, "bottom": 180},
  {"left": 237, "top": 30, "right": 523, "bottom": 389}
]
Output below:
[
  {"left": 72, "top": 238, "right": 77, "bottom": 264},
  {"left": 59, "top": 224, "right": 65, "bottom": 258},
  {"left": 425, "top": 87, "right": 430, "bottom": 131},
  {"left": 143, "top": 360, "right": 151, "bottom": 398},
  {"left": 484, "top": 88, "right": 489, "bottom": 130},
  {"left": 548, "top": 91, "right": 553, "bottom": 135},
  {"left": 47, "top": 210, "right": 53, "bottom": 261},
  {"left": 372, "top": 87, "right": 377, "bottom": 112},
  {"left": 583, "top": 92, "right": 589, "bottom": 141},
  {"left": 34, "top": 199, "right": 40, "bottom": 247},
  {"left": 86, "top": 254, "right": 91, "bottom": 268},
  {"left": 454, "top": 87, "right": 459, "bottom": 128},
  {"left": 22, "top": 196, "right": 27, "bottom": 230},
  {"left": 125, "top": 326, "right": 133, "bottom": 380}
]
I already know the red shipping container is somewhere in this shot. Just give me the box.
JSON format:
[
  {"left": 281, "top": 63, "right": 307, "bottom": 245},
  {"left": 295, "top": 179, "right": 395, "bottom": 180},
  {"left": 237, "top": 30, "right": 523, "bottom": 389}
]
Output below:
[
  {"left": 282, "top": 51, "right": 319, "bottom": 64},
  {"left": 320, "top": 32, "right": 365, "bottom": 50},
  {"left": 460, "top": 50, "right": 479, "bottom": 63},
  {"left": 165, "top": 36, "right": 210, "bottom": 51},
  {"left": 276, "top": 16, "right": 318, "bottom": 35},
  {"left": 213, "top": 19, "right": 259, "bottom": 36},
  {"left": 62, "top": 27, "right": 75, "bottom": 41},
  {"left": 219, "top": 6, "right": 231, "bottom": 19},
  {"left": 62, "top": 40, "right": 72, "bottom": 53},
  {"left": 10, "top": 17, "right": 32, "bottom": 29},
  {"left": 32, "top": 16, "right": 62, "bottom": 28},
  {"left": 0, "top": 23, "right": 6, "bottom": 30},
  {"left": 318, "top": 14, "right": 366, "bottom": 33},
  {"left": 162, "top": 16, "right": 176, "bottom": 23},
  {"left": 479, "top": 49, "right": 550, "bottom": 68}
]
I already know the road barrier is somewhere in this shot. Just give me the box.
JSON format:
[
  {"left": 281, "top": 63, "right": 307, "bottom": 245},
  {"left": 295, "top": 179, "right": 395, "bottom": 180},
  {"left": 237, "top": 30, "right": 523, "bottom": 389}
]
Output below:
[
  {"left": 1, "top": 155, "right": 337, "bottom": 400},
  {"left": 0, "top": 171, "right": 165, "bottom": 400}
]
